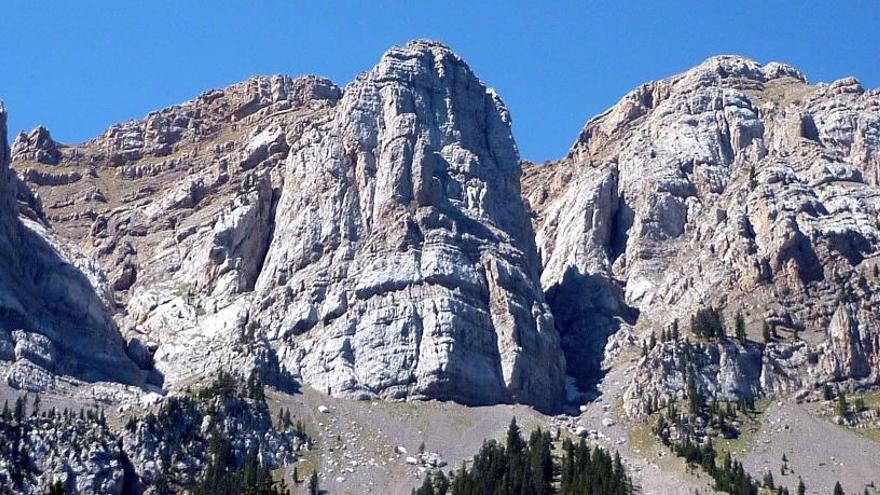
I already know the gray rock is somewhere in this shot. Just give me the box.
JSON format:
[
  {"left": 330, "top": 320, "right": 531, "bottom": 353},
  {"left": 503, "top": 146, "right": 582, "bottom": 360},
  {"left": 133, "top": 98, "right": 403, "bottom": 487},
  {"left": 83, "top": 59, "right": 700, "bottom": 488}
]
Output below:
[
  {"left": 0, "top": 104, "right": 144, "bottom": 390},
  {"left": 524, "top": 54, "right": 880, "bottom": 414}
]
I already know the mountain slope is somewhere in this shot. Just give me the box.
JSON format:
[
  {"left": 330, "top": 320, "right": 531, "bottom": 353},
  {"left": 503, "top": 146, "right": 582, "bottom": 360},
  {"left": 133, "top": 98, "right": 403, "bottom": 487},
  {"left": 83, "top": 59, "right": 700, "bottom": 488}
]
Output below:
[
  {"left": 9, "top": 41, "right": 565, "bottom": 412},
  {"left": 523, "top": 55, "right": 880, "bottom": 412},
  {"left": 3, "top": 45, "right": 880, "bottom": 495},
  {"left": 0, "top": 105, "right": 144, "bottom": 391}
]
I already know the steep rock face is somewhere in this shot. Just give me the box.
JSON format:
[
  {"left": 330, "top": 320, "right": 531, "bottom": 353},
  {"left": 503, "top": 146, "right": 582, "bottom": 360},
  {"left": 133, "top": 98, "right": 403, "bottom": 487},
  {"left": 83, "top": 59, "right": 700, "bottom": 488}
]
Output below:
[
  {"left": 12, "top": 126, "right": 61, "bottom": 165},
  {"left": 11, "top": 74, "right": 343, "bottom": 393},
  {"left": 623, "top": 340, "right": 763, "bottom": 417},
  {"left": 0, "top": 105, "right": 143, "bottom": 390},
  {"left": 12, "top": 42, "right": 565, "bottom": 411},
  {"left": 255, "top": 41, "right": 564, "bottom": 410},
  {"left": 523, "top": 55, "right": 880, "bottom": 404}
]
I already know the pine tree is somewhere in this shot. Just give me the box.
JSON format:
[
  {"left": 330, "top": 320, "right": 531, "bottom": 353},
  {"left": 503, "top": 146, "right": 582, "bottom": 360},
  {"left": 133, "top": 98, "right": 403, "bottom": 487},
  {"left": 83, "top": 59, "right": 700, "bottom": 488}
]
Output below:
[
  {"left": 428, "top": 424, "right": 631, "bottom": 495},
  {"left": 833, "top": 481, "right": 844, "bottom": 495},
  {"left": 13, "top": 395, "right": 25, "bottom": 421},
  {"left": 823, "top": 383, "right": 834, "bottom": 401},
  {"left": 414, "top": 472, "right": 437, "bottom": 495},
  {"left": 734, "top": 311, "right": 746, "bottom": 345},
  {"left": 309, "top": 471, "right": 320, "bottom": 495},
  {"left": 837, "top": 391, "right": 849, "bottom": 417},
  {"left": 797, "top": 477, "right": 805, "bottom": 495},
  {"left": 47, "top": 480, "right": 65, "bottom": 495},
  {"left": 687, "top": 375, "right": 703, "bottom": 415},
  {"left": 434, "top": 470, "right": 450, "bottom": 495},
  {"left": 854, "top": 396, "right": 866, "bottom": 412},
  {"left": 692, "top": 306, "right": 724, "bottom": 339}
]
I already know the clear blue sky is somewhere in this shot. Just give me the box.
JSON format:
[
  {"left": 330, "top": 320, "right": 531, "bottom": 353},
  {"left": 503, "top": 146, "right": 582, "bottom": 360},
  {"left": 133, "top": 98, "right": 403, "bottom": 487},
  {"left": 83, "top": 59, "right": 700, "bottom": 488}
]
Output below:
[{"left": 1, "top": 1, "right": 878, "bottom": 161}]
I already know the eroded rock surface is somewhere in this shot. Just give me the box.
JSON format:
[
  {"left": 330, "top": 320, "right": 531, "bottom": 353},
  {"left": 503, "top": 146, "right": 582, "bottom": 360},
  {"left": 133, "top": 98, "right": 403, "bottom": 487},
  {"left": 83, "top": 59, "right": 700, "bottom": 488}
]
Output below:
[
  {"left": 0, "top": 104, "right": 143, "bottom": 391},
  {"left": 523, "top": 55, "right": 880, "bottom": 412},
  {"left": 7, "top": 46, "right": 880, "bottom": 423},
  {"left": 10, "top": 41, "right": 565, "bottom": 412}
]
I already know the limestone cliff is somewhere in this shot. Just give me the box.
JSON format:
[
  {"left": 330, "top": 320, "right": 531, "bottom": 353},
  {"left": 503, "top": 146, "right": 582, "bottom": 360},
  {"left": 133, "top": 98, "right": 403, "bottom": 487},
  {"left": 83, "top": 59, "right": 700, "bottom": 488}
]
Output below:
[
  {"left": 0, "top": 105, "right": 143, "bottom": 390},
  {"left": 523, "top": 55, "right": 880, "bottom": 412},
  {"left": 10, "top": 41, "right": 565, "bottom": 412}
]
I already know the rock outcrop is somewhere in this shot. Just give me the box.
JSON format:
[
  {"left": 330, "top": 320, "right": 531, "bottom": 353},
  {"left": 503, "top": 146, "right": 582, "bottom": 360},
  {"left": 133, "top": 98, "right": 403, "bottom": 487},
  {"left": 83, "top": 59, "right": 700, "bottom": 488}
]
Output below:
[
  {"left": 252, "top": 40, "right": 564, "bottom": 411},
  {"left": 10, "top": 41, "right": 565, "bottom": 412},
  {"left": 6, "top": 45, "right": 880, "bottom": 421},
  {"left": 12, "top": 126, "right": 61, "bottom": 165},
  {"left": 0, "top": 104, "right": 144, "bottom": 390},
  {"left": 624, "top": 339, "right": 764, "bottom": 417},
  {"left": 0, "top": 378, "right": 304, "bottom": 495},
  {"left": 523, "top": 55, "right": 880, "bottom": 412}
]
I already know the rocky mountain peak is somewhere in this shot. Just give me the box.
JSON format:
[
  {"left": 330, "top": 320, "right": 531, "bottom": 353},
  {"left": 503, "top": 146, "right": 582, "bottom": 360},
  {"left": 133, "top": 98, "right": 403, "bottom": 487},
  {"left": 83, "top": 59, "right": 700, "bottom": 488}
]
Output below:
[
  {"left": 4, "top": 44, "right": 880, "bottom": 494},
  {"left": 11, "top": 126, "right": 61, "bottom": 165},
  {"left": 252, "top": 40, "right": 564, "bottom": 410},
  {"left": 4, "top": 43, "right": 878, "bottom": 427},
  {"left": 5, "top": 41, "right": 565, "bottom": 412},
  {"left": 568, "top": 55, "right": 809, "bottom": 159},
  {"left": 524, "top": 55, "right": 880, "bottom": 401},
  {"left": 692, "top": 55, "right": 807, "bottom": 84}
]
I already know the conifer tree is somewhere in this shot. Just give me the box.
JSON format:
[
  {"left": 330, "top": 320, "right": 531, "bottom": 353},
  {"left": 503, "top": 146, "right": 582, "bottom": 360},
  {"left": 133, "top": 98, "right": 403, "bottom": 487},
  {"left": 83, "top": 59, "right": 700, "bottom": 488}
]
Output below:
[
  {"left": 734, "top": 311, "right": 746, "bottom": 345},
  {"left": 836, "top": 391, "right": 849, "bottom": 417},
  {"left": 762, "top": 470, "right": 774, "bottom": 489},
  {"left": 47, "top": 480, "right": 65, "bottom": 495},
  {"left": 309, "top": 471, "right": 320, "bottom": 495},
  {"left": 854, "top": 396, "right": 866, "bottom": 412},
  {"left": 14, "top": 395, "right": 26, "bottom": 421}
]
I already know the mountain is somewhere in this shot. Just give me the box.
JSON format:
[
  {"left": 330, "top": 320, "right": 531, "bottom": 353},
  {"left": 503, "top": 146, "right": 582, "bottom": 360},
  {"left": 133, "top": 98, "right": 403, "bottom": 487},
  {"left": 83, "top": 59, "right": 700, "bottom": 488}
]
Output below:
[
  {"left": 2, "top": 43, "right": 880, "bottom": 494},
  {"left": 522, "top": 55, "right": 880, "bottom": 416},
  {"left": 7, "top": 40, "right": 564, "bottom": 412},
  {"left": 0, "top": 104, "right": 144, "bottom": 391}
]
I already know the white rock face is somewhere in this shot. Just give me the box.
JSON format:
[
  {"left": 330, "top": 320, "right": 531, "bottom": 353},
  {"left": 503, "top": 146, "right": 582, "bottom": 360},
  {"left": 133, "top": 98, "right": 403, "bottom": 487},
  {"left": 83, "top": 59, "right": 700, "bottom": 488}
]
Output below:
[
  {"left": 9, "top": 46, "right": 880, "bottom": 420},
  {"left": 0, "top": 104, "right": 144, "bottom": 390},
  {"left": 523, "top": 55, "right": 880, "bottom": 411},
  {"left": 8, "top": 42, "right": 565, "bottom": 412},
  {"left": 254, "top": 40, "right": 564, "bottom": 410}
]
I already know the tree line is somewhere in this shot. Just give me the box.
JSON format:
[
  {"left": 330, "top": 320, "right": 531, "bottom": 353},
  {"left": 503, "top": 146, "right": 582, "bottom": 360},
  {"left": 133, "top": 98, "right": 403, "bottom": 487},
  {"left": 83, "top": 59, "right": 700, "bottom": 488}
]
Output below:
[{"left": 413, "top": 418, "right": 631, "bottom": 495}]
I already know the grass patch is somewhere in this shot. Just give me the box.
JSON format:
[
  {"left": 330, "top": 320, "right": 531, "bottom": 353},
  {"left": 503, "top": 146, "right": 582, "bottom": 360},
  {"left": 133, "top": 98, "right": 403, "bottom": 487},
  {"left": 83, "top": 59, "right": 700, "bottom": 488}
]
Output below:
[{"left": 628, "top": 421, "right": 701, "bottom": 479}]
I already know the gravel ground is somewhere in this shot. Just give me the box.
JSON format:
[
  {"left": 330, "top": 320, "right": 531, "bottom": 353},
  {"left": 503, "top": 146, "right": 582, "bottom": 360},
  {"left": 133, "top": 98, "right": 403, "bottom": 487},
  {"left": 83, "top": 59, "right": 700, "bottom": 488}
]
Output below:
[
  {"left": 269, "top": 355, "right": 722, "bottom": 495},
  {"left": 739, "top": 400, "right": 880, "bottom": 495},
  {"left": 573, "top": 357, "right": 719, "bottom": 495},
  {"left": 268, "top": 386, "right": 548, "bottom": 494}
]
